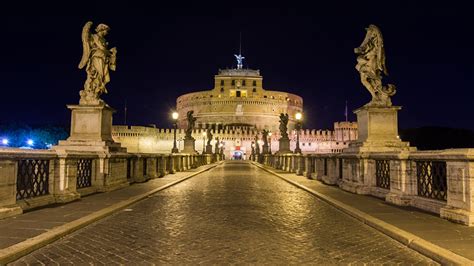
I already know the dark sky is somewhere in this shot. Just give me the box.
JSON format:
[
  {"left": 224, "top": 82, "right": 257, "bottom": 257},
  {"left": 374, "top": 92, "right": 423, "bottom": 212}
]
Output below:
[{"left": 0, "top": 3, "right": 472, "bottom": 130}]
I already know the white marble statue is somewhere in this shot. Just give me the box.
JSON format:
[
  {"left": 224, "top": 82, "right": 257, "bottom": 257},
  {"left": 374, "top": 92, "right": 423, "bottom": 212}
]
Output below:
[
  {"left": 78, "top": 21, "right": 117, "bottom": 105},
  {"left": 234, "top": 54, "right": 245, "bottom": 69},
  {"left": 354, "top": 25, "right": 396, "bottom": 107}
]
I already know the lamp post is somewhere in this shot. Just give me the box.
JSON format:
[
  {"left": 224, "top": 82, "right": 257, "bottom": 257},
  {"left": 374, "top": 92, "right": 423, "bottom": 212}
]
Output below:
[
  {"left": 268, "top": 132, "right": 272, "bottom": 154},
  {"left": 295, "top": 112, "right": 302, "bottom": 154},
  {"left": 171, "top": 112, "right": 179, "bottom": 153},
  {"left": 202, "top": 131, "right": 207, "bottom": 154}
]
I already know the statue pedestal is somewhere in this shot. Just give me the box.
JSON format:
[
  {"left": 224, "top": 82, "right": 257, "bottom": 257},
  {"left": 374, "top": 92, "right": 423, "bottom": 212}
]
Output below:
[
  {"left": 262, "top": 144, "right": 269, "bottom": 154},
  {"left": 346, "top": 105, "right": 412, "bottom": 153},
  {"left": 55, "top": 103, "right": 125, "bottom": 153},
  {"left": 205, "top": 144, "right": 213, "bottom": 154},
  {"left": 182, "top": 138, "right": 197, "bottom": 154},
  {"left": 278, "top": 137, "right": 291, "bottom": 153}
]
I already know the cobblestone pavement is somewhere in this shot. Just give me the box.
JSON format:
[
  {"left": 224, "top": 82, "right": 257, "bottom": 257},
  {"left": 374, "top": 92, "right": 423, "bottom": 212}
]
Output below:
[{"left": 11, "top": 161, "right": 436, "bottom": 265}]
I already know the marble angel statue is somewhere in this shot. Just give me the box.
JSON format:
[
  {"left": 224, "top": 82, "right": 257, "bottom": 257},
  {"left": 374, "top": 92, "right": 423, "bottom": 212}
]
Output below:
[
  {"left": 354, "top": 24, "right": 396, "bottom": 107},
  {"left": 78, "top": 21, "right": 117, "bottom": 105}
]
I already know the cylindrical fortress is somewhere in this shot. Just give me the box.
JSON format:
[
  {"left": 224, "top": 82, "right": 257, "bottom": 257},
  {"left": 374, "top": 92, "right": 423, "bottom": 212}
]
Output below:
[{"left": 176, "top": 68, "right": 303, "bottom": 132}]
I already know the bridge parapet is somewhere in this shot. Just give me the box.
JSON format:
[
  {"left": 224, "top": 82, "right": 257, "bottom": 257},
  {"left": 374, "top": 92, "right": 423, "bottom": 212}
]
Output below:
[
  {"left": 0, "top": 148, "right": 222, "bottom": 219},
  {"left": 260, "top": 149, "right": 474, "bottom": 226}
]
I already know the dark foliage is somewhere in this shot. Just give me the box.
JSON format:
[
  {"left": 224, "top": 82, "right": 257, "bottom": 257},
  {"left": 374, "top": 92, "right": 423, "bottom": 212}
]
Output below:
[{"left": 400, "top": 127, "right": 474, "bottom": 150}]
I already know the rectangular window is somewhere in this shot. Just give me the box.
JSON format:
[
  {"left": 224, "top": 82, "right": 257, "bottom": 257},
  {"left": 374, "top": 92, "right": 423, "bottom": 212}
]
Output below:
[{"left": 236, "top": 91, "right": 241, "bottom": 97}]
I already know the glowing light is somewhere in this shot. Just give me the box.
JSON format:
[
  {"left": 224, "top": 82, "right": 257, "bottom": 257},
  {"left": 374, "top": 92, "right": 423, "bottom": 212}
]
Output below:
[
  {"left": 295, "top": 112, "right": 302, "bottom": 120},
  {"left": 27, "top": 139, "right": 34, "bottom": 146},
  {"left": 1, "top": 138, "right": 8, "bottom": 145},
  {"left": 172, "top": 111, "right": 179, "bottom": 120},
  {"left": 202, "top": 132, "right": 207, "bottom": 137},
  {"left": 268, "top": 132, "right": 272, "bottom": 137}
]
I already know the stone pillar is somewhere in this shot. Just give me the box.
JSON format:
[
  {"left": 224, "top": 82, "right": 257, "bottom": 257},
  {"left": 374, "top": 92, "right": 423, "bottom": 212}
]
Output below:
[
  {"left": 440, "top": 150, "right": 474, "bottom": 226},
  {"left": 158, "top": 155, "right": 167, "bottom": 177},
  {"left": 385, "top": 152, "right": 416, "bottom": 206},
  {"left": 53, "top": 156, "right": 81, "bottom": 202},
  {"left": 0, "top": 159, "right": 22, "bottom": 219},
  {"left": 303, "top": 155, "right": 313, "bottom": 178}
]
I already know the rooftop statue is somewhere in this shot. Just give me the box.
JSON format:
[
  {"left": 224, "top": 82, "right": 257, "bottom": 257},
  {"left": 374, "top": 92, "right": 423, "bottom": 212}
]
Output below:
[
  {"left": 279, "top": 113, "right": 289, "bottom": 139},
  {"left": 185, "top": 111, "right": 196, "bottom": 140},
  {"left": 78, "top": 21, "right": 117, "bottom": 105},
  {"left": 354, "top": 24, "right": 396, "bottom": 107},
  {"left": 234, "top": 54, "right": 245, "bottom": 69}
]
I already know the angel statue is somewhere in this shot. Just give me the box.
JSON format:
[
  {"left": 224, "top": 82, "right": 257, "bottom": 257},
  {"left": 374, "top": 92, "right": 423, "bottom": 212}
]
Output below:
[
  {"left": 214, "top": 137, "right": 220, "bottom": 153},
  {"left": 279, "top": 113, "right": 289, "bottom": 139},
  {"left": 185, "top": 110, "right": 196, "bottom": 140},
  {"left": 206, "top": 129, "right": 213, "bottom": 146},
  {"left": 78, "top": 21, "right": 117, "bottom": 105},
  {"left": 354, "top": 24, "right": 396, "bottom": 107},
  {"left": 261, "top": 129, "right": 269, "bottom": 147},
  {"left": 234, "top": 54, "right": 245, "bottom": 69}
]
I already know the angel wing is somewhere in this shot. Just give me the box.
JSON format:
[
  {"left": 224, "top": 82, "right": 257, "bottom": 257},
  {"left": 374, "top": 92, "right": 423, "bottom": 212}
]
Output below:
[{"left": 78, "top": 21, "right": 93, "bottom": 69}]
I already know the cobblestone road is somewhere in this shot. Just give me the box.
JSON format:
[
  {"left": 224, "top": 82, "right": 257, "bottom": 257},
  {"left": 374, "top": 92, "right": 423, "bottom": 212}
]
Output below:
[{"left": 12, "top": 161, "right": 436, "bottom": 265}]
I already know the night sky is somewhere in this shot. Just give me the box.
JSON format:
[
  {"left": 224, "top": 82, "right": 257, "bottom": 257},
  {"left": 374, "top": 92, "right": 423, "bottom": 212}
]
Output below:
[{"left": 0, "top": 3, "right": 472, "bottom": 131}]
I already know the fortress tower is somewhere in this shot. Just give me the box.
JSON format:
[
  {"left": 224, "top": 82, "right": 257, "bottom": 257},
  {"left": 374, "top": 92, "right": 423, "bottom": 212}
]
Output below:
[{"left": 176, "top": 66, "right": 303, "bottom": 132}]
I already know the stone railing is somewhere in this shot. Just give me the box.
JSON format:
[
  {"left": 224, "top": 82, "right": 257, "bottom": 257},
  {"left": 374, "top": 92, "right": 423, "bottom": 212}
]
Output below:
[
  {"left": 260, "top": 149, "right": 474, "bottom": 226},
  {"left": 0, "top": 148, "right": 222, "bottom": 219}
]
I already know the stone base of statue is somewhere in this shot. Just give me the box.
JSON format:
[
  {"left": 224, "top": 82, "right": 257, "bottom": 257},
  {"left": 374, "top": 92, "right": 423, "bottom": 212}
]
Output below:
[
  {"left": 345, "top": 105, "right": 413, "bottom": 153},
  {"left": 277, "top": 137, "right": 291, "bottom": 154},
  {"left": 182, "top": 138, "right": 197, "bottom": 154},
  {"left": 205, "top": 144, "right": 213, "bottom": 154},
  {"left": 262, "top": 144, "right": 269, "bottom": 154},
  {"left": 54, "top": 103, "right": 126, "bottom": 153}
]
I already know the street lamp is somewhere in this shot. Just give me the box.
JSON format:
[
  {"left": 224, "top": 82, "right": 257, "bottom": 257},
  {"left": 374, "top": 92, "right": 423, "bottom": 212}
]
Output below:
[
  {"left": 171, "top": 111, "right": 179, "bottom": 153},
  {"left": 295, "top": 112, "right": 302, "bottom": 154},
  {"left": 202, "top": 131, "right": 207, "bottom": 154},
  {"left": 268, "top": 132, "right": 272, "bottom": 154}
]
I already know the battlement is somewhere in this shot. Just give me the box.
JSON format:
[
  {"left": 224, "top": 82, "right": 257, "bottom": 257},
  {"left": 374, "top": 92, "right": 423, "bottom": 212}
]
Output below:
[
  {"left": 112, "top": 125, "right": 340, "bottom": 141},
  {"left": 217, "top": 68, "right": 260, "bottom": 77}
]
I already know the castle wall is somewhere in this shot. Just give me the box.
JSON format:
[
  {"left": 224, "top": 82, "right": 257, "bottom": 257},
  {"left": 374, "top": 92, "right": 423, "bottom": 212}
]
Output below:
[{"left": 112, "top": 124, "right": 356, "bottom": 157}]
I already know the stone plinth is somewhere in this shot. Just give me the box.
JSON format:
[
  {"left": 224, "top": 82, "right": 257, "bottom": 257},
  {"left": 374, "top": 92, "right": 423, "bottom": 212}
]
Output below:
[
  {"left": 346, "top": 105, "right": 412, "bottom": 153},
  {"left": 262, "top": 144, "right": 269, "bottom": 154},
  {"left": 205, "top": 144, "right": 213, "bottom": 154},
  {"left": 55, "top": 103, "right": 125, "bottom": 153},
  {"left": 182, "top": 138, "right": 197, "bottom": 154},
  {"left": 278, "top": 137, "right": 291, "bottom": 153}
]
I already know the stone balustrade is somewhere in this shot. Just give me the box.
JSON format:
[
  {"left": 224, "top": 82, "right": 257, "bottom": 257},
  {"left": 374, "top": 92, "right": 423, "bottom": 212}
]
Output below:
[
  {"left": 0, "top": 148, "right": 221, "bottom": 219},
  {"left": 261, "top": 149, "right": 474, "bottom": 226}
]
